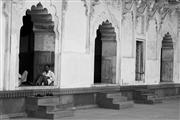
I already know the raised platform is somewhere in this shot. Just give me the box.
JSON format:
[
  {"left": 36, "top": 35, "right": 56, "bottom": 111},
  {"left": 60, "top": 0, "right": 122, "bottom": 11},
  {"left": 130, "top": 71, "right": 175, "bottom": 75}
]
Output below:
[{"left": 0, "top": 83, "right": 180, "bottom": 119}]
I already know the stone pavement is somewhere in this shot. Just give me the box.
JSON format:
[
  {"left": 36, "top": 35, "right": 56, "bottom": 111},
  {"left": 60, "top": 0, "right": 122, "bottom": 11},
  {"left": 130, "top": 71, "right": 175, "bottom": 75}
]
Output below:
[{"left": 11, "top": 98, "right": 180, "bottom": 120}]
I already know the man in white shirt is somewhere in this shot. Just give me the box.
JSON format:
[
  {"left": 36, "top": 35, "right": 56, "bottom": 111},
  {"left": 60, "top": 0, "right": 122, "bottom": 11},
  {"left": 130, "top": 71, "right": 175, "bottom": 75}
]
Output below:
[{"left": 36, "top": 65, "right": 55, "bottom": 86}]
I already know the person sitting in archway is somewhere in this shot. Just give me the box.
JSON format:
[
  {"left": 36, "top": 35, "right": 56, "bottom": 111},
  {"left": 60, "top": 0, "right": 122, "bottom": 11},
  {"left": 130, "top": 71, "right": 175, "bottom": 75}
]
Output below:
[
  {"left": 36, "top": 65, "right": 55, "bottom": 86},
  {"left": 18, "top": 70, "right": 28, "bottom": 86}
]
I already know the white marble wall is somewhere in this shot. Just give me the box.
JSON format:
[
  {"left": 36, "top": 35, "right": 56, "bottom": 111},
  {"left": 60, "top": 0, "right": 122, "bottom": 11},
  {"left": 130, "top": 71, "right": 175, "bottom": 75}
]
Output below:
[
  {"left": 0, "top": 0, "right": 3, "bottom": 90},
  {"left": 0, "top": 0, "right": 62, "bottom": 90},
  {"left": 0, "top": 0, "right": 180, "bottom": 90}
]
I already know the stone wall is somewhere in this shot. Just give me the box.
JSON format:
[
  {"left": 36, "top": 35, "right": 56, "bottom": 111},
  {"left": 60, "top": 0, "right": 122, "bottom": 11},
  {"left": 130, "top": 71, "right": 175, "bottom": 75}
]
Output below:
[
  {"left": 0, "top": 0, "right": 180, "bottom": 90},
  {"left": 0, "top": 0, "right": 3, "bottom": 90}
]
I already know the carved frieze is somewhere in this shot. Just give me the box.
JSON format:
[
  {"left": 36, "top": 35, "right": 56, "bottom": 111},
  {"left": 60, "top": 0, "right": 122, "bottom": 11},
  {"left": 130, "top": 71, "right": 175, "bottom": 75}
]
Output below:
[
  {"left": 103, "top": 0, "right": 121, "bottom": 10},
  {"left": 136, "top": 0, "right": 147, "bottom": 15},
  {"left": 89, "top": 0, "right": 101, "bottom": 19},
  {"left": 81, "top": 0, "right": 89, "bottom": 16},
  {"left": 122, "top": 0, "right": 134, "bottom": 15},
  {"left": 2, "top": 1, "right": 11, "bottom": 17}
]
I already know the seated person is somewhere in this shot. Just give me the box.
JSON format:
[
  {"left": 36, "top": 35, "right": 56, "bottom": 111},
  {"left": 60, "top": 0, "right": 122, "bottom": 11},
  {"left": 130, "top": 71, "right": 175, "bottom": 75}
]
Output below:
[
  {"left": 18, "top": 70, "right": 28, "bottom": 86},
  {"left": 36, "top": 65, "right": 55, "bottom": 86}
]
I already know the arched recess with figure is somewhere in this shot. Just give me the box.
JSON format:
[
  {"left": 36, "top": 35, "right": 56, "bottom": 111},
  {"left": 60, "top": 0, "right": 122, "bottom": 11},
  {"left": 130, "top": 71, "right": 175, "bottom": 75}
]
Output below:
[{"left": 19, "top": 2, "right": 55, "bottom": 86}]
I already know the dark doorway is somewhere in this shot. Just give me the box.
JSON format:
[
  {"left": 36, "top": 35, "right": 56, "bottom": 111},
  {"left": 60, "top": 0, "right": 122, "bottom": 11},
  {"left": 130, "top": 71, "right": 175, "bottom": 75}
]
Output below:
[
  {"left": 19, "top": 14, "right": 34, "bottom": 84},
  {"left": 94, "top": 28, "right": 102, "bottom": 83},
  {"left": 160, "top": 32, "right": 174, "bottom": 82},
  {"left": 94, "top": 20, "right": 117, "bottom": 84}
]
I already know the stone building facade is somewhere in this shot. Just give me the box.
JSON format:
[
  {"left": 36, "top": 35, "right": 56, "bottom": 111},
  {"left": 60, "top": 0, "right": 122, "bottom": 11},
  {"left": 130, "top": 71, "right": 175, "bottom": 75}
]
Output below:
[
  {"left": 0, "top": 0, "right": 180, "bottom": 118},
  {"left": 0, "top": 0, "right": 180, "bottom": 90}
]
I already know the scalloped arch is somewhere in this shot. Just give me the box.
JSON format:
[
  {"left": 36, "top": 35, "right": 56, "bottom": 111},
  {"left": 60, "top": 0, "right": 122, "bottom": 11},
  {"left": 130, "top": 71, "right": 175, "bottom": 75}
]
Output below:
[
  {"left": 91, "top": 10, "right": 119, "bottom": 42},
  {"left": 160, "top": 11, "right": 177, "bottom": 43}
]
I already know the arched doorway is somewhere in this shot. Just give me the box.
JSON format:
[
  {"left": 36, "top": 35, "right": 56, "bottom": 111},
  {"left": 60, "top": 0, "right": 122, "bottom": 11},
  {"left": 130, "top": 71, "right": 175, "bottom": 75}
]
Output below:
[
  {"left": 160, "top": 32, "right": 174, "bottom": 82},
  {"left": 94, "top": 20, "right": 117, "bottom": 84},
  {"left": 19, "top": 3, "right": 55, "bottom": 86}
]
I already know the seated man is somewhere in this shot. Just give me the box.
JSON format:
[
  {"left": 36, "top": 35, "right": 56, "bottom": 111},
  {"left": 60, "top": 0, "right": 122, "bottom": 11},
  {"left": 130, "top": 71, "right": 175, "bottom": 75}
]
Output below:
[
  {"left": 18, "top": 70, "right": 28, "bottom": 86},
  {"left": 36, "top": 65, "right": 55, "bottom": 86}
]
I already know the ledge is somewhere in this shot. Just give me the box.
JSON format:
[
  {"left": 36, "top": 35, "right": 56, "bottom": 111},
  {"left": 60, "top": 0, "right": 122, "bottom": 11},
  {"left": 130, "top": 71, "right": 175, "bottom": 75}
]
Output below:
[
  {"left": 0, "top": 85, "right": 120, "bottom": 99},
  {"left": 0, "top": 83, "right": 180, "bottom": 99}
]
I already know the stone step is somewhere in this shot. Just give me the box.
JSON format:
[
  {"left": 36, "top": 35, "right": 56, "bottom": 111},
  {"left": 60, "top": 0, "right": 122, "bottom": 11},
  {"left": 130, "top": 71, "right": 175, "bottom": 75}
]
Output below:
[
  {"left": 26, "top": 103, "right": 73, "bottom": 113},
  {"left": 134, "top": 98, "right": 162, "bottom": 104},
  {"left": 106, "top": 92, "right": 122, "bottom": 98},
  {"left": 141, "top": 96, "right": 155, "bottom": 100},
  {"left": 113, "top": 96, "right": 128, "bottom": 103},
  {"left": 97, "top": 100, "right": 120, "bottom": 110},
  {"left": 27, "top": 109, "right": 74, "bottom": 119},
  {"left": 52, "top": 110, "right": 74, "bottom": 119},
  {"left": 97, "top": 97, "right": 127, "bottom": 105},
  {"left": 96, "top": 92, "right": 133, "bottom": 110},
  {"left": 98, "top": 100, "right": 134, "bottom": 109},
  {"left": 118, "top": 101, "right": 134, "bottom": 109},
  {"left": 26, "top": 96, "right": 60, "bottom": 106}
]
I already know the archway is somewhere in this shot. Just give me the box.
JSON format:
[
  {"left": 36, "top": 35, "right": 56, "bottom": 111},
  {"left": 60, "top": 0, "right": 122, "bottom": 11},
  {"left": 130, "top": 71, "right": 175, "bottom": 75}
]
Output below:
[
  {"left": 19, "top": 2, "right": 55, "bottom": 86},
  {"left": 160, "top": 32, "right": 174, "bottom": 82},
  {"left": 94, "top": 20, "right": 117, "bottom": 84}
]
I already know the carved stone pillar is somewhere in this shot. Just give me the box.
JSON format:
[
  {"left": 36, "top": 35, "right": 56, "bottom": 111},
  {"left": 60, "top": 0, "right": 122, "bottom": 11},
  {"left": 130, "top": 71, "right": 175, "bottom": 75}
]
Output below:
[
  {"left": 2, "top": 1, "right": 11, "bottom": 90},
  {"left": 160, "top": 32, "right": 174, "bottom": 82},
  {"left": 0, "top": 1, "right": 3, "bottom": 90}
]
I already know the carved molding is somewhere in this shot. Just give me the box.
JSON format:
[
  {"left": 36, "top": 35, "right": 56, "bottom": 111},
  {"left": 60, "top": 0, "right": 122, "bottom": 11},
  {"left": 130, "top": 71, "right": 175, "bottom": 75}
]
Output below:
[
  {"left": 136, "top": 0, "right": 147, "bottom": 14},
  {"left": 89, "top": 0, "right": 101, "bottom": 20},
  {"left": 81, "top": 0, "right": 90, "bottom": 16},
  {"left": 62, "top": 0, "right": 68, "bottom": 13},
  {"left": 49, "top": 0, "right": 60, "bottom": 40},
  {"left": 2, "top": 1, "right": 11, "bottom": 17},
  {"left": 103, "top": 0, "right": 121, "bottom": 10},
  {"left": 122, "top": 0, "right": 134, "bottom": 15}
]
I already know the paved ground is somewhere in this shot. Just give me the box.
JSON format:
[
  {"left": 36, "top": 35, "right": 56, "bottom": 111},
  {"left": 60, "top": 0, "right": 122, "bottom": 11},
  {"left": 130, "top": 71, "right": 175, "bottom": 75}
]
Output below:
[{"left": 11, "top": 99, "right": 180, "bottom": 120}]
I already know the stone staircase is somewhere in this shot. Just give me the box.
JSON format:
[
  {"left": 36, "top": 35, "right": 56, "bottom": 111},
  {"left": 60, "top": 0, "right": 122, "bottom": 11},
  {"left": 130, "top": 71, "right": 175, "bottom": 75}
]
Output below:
[
  {"left": 133, "top": 89, "right": 162, "bottom": 104},
  {"left": 96, "top": 92, "right": 134, "bottom": 109},
  {"left": 26, "top": 95, "right": 74, "bottom": 119}
]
